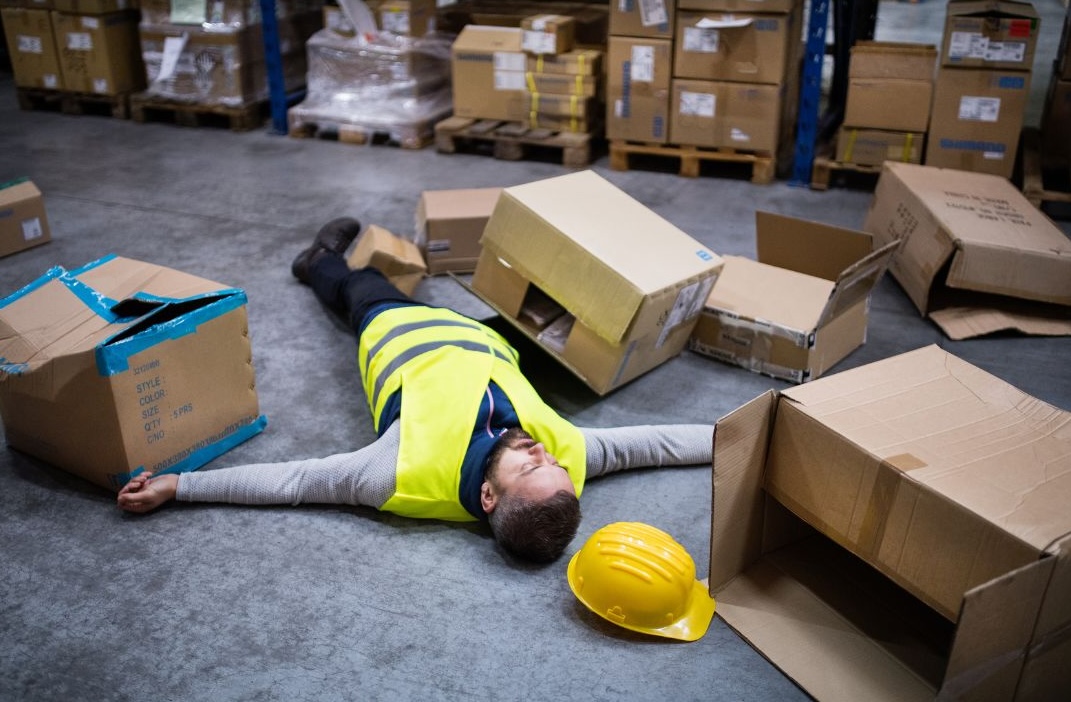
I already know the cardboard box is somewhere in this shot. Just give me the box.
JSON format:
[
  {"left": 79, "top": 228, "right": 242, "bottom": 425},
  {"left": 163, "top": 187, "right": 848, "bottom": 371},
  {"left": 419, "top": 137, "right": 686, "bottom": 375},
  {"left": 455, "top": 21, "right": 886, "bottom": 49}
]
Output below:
[
  {"left": 678, "top": 0, "right": 796, "bottom": 11},
  {"left": 52, "top": 10, "right": 144, "bottom": 95},
  {"left": 0, "top": 179, "right": 51, "bottom": 258},
  {"left": 606, "top": 36, "right": 672, "bottom": 143},
  {"left": 835, "top": 127, "right": 924, "bottom": 166},
  {"left": 51, "top": 0, "right": 132, "bottom": 13},
  {"left": 345, "top": 224, "right": 426, "bottom": 296},
  {"left": 526, "top": 71, "right": 599, "bottom": 97},
  {"left": 710, "top": 344, "right": 1071, "bottom": 701},
  {"left": 0, "top": 255, "right": 266, "bottom": 491},
  {"left": 691, "top": 212, "right": 897, "bottom": 383},
  {"left": 608, "top": 0, "right": 674, "bottom": 39},
  {"left": 1, "top": 7, "right": 64, "bottom": 88},
  {"left": 416, "top": 187, "right": 502, "bottom": 275},
  {"left": 450, "top": 25, "right": 528, "bottom": 121},
  {"left": 673, "top": 7, "right": 801, "bottom": 85},
  {"left": 520, "top": 13, "right": 575, "bottom": 55},
  {"left": 924, "top": 66, "right": 1029, "bottom": 178},
  {"left": 843, "top": 77, "right": 933, "bottom": 132},
  {"left": 377, "top": 0, "right": 436, "bottom": 38},
  {"left": 526, "top": 48, "right": 602, "bottom": 76},
  {"left": 669, "top": 78, "right": 782, "bottom": 151},
  {"left": 849, "top": 40, "right": 937, "bottom": 80},
  {"left": 0, "top": 0, "right": 55, "bottom": 9},
  {"left": 941, "top": 0, "right": 1040, "bottom": 71},
  {"left": 471, "top": 170, "right": 723, "bottom": 395},
  {"left": 863, "top": 161, "right": 1071, "bottom": 339},
  {"left": 1040, "top": 71, "right": 1071, "bottom": 160}
]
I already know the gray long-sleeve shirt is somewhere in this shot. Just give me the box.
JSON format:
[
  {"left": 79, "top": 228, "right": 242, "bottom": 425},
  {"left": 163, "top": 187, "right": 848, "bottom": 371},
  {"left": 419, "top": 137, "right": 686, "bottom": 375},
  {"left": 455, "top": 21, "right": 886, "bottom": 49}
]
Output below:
[{"left": 177, "top": 422, "right": 713, "bottom": 510}]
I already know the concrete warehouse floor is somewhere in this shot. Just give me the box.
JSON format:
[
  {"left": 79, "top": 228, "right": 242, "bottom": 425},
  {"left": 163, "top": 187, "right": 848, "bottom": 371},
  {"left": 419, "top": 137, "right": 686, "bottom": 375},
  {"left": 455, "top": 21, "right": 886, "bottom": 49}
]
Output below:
[{"left": 2, "top": 1, "right": 1070, "bottom": 700}]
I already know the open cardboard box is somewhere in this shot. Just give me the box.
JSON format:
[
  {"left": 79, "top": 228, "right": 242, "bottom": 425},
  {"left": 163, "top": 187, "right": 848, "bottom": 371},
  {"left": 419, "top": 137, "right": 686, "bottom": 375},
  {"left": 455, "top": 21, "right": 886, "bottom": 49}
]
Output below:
[
  {"left": 690, "top": 211, "right": 898, "bottom": 383},
  {"left": 469, "top": 170, "right": 723, "bottom": 395},
  {"left": 863, "top": 161, "right": 1071, "bottom": 339},
  {"left": 415, "top": 186, "right": 502, "bottom": 275},
  {"left": 0, "top": 255, "right": 266, "bottom": 490},
  {"left": 710, "top": 345, "right": 1071, "bottom": 700}
]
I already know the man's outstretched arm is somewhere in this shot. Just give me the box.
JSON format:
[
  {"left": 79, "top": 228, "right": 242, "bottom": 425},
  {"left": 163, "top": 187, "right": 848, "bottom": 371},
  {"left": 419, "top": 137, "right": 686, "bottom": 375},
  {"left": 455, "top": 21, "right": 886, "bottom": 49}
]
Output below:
[{"left": 580, "top": 424, "right": 714, "bottom": 479}]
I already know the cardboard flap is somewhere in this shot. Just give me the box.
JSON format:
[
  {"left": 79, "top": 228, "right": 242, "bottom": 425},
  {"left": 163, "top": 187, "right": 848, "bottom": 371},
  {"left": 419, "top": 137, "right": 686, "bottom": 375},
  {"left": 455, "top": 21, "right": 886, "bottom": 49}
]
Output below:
[
  {"left": 815, "top": 238, "right": 899, "bottom": 327},
  {"left": 755, "top": 211, "right": 874, "bottom": 282},
  {"left": 710, "top": 390, "right": 777, "bottom": 591},
  {"left": 929, "top": 303, "right": 1071, "bottom": 340},
  {"left": 946, "top": 244, "right": 1071, "bottom": 307}
]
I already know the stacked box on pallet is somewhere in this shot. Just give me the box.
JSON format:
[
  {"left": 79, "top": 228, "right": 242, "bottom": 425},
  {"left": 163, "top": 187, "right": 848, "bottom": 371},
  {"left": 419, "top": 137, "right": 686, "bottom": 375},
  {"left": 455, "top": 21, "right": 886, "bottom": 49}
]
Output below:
[
  {"left": 605, "top": 0, "right": 675, "bottom": 144},
  {"left": 137, "top": 0, "right": 321, "bottom": 107},
  {"left": 924, "top": 0, "right": 1040, "bottom": 178},
  {"left": 2, "top": 2, "right": 65, "bottom": 89},
  {"left": 836, "top": 41, "right": 936, "bottom": 167},
  {"left": 667, "top": 0, "right": 803, "bottom": 167}
]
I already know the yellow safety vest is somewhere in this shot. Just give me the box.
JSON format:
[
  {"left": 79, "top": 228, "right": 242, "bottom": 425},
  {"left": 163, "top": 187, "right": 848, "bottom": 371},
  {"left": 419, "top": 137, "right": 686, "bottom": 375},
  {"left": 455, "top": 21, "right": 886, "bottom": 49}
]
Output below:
[{"left": 358, "top": 305, "right": 586, "bottom": 521}]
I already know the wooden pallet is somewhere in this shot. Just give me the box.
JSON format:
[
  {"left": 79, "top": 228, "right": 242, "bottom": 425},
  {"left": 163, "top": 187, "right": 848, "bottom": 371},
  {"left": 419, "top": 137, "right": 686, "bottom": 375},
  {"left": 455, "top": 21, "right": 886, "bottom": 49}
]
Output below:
[
  {"left": 435, "top": 116, "right": 596, "bottom": 167},
  {"left": 16, "top": 88, "right": 131, "bottom": 119},
  {"left": 288, "top": 113, "right": 437, "bottom": 150},
  {"left": 809, "top": 155, "right": 885, "bottom": 191},
  {"left": 608, "top": 140, "right": 775, "bottom": 184},
  {"left": 1021, "top": 127, "right": 1071, "bottom": 214},
  {"left": 129, "top": 93, "right": 267, "bottom": 131}
]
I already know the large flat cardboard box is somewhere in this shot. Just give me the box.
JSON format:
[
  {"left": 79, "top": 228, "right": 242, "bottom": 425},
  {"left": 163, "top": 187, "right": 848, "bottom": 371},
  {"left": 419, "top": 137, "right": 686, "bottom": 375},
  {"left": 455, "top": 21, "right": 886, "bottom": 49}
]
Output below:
[
  {"left": 606, "top": 36, "right": 672, "bottom": 143},
  {"left": 924, "top": 66, "right": 1029, "bottom": 179},
  {"left": 416, "top": 186, "right": 502, "bottom": 275},
  {"left": 673, "top": 6, "right": 801, "bottom": 85},
  {"left": 691, "top": 212, "right": 897, "bottom": 383},
  {"left": 471, "top": 170, "right": 723, "bottom": 395},
  {"left": 450, "top": 25, "right": 527, "bottom": 121},
  {"left": 0, "top": 255, "right": 266, "bottom": 491},
  {"left": 1, "top": 7, "right": 63, "bottom": 88},
  {"left": 52, "top": 10, "right": 144, "bottom": 95},
  {"left": 0, "top": 179, "right": 51, "bottom": 257},
  {"left": 863, "top": 161, "right": 1071, "bottom": 339},
  {"left": 835, "top": 127, "right": 924, "bottom": 166},
  {"left": 608, "top": 0, "right": 674, "bottom": 39},
  {"left": 668, "top": 78, "right": 782, "bottom": 152},
  {"left": 710, "top": 345, "right": 1071, "bottom": 701},
  {"left": 941, "top": 0, "right": 1040, "bottom": 71},
  {"left": 345, "top": 224, "right": 426, "bottom": 296}
]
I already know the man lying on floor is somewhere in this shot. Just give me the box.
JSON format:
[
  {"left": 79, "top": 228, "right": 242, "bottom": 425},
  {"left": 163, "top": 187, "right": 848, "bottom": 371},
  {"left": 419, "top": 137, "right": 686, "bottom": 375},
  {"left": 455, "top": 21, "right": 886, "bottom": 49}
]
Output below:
[{"left": 118, "top": 218, "right": 713, "bottom": 563}]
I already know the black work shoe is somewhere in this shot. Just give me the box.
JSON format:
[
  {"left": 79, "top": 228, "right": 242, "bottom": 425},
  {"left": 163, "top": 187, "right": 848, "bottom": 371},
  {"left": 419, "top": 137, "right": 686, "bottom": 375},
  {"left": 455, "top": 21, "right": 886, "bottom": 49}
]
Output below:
[{"left": 291, "top": 217, "right": 363, "bottom": 283}]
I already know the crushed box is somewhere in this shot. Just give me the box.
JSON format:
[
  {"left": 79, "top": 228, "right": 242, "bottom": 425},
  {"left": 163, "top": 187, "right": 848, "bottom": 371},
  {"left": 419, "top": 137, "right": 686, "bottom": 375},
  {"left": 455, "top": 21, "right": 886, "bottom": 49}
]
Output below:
[
  {"left": 415, "top": 186, "right": 502, "bottom": 275},
  {"left": 863, "top": 161, "right": 1071, "bottom": 339},
  {"left": 345, "top": 223, "right": 426, "bottom": 295},
  {"left": 470, "top": 170, "right": 723, "bottom": 395},
  {"left": 0, "top": 178, "right": 51, "bottom": 257},
  {"left": 0, "top": 255, "right": 266, "bottom": 491},
  {"left": 691, "top": 212, "right": 897, "bottom": 383},
  {"left": 710, "top": 344, "right": 1071, "bottom": 701}
]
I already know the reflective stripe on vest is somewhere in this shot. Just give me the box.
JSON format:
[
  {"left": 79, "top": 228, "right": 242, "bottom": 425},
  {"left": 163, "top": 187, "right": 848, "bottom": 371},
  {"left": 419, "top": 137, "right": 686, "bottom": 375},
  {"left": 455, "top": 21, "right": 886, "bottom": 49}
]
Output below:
[{"left": 359, "top": 306, "right": 586, "bottom": 521}]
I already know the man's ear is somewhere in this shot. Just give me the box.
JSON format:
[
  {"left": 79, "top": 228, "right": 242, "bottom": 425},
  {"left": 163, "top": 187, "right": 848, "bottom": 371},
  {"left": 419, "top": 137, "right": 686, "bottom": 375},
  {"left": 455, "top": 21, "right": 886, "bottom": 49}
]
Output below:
[{"left": 480, "top": 480, "right": 497, "bottom": 514}]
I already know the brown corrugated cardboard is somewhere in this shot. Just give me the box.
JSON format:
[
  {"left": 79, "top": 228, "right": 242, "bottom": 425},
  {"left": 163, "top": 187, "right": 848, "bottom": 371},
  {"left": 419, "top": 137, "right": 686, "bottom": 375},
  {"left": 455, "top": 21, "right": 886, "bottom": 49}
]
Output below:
[
  {"left": 843, "top": 77, "right": 933, "bottom": 132},
  {"left": 835, "top": 127, "right": 924, "bottom": 166},
  {"left": 690, "top": 211, "right": 897, "bottom": 383},
  {"left": 1041, "top": 71, "right": 1071, "bottom": 160},
  {"left": 520, "top": 13, "right": 575, "bottom": 55},
  {"left": 668, "top": 78, "right": 782, "bottom": 151},
  {"left": 678, "top": 0, "right": 796, "bottom": 11},
  {"left": 345, "top": 224, "right": 426, "bottom": 295},
  {"left": 941, "top": 0, "right": 1040, "bottom": 71},
  {"left": 0, "top": 0, "right": 55, "bottom": 9},
  {"left": 710, "top": 345, "right": 1071, "bottom": 700},
  {"left": 0, "top": 255, "right": 266, "bottom": 491},
  {"left": 673, "top": 7, "right": 800, "bottom": 85},
  {"left": 924, "top": 66, "right": 1029, "bottom": 178},
  {"left": 526, "top": 71, "right": 599, "bottom": 97},
  {"left": 51, "top": 0, "right": 132, "bottom": 13},
  {"left": 863, "top": 161, "right": 1071, "bottom": 339},
  {"left": 377, "top": 0, "right": 436, "bottom": 37},
  {"left": 1, "top": 7, "right": 64, "bottom": 88},
  {"left": 470, "top": 170, "right": 723, "bottom": 395},
  {"left": 416, "top": 187, "right": 502, "bottom": 275},
  {"left": 848, "top": 40, "right": 937, "bottom": 80},
  {"left": 608, "top": 0, "right": 674, "bottom": 39},
  {"left": 450, "top": 25, "right": 528, "bottom": 121},
  {"left": 526, "top": 48, "right": 602, "bottom": 76},
  {"left": 52, "top": 10, "right": 144, "bottom": 95},
  {"left": 0, "top": 179, "right": 51, "bottom": 258},
  {"left": 606, "top": 36, "right": 672, "bottom": 143}
]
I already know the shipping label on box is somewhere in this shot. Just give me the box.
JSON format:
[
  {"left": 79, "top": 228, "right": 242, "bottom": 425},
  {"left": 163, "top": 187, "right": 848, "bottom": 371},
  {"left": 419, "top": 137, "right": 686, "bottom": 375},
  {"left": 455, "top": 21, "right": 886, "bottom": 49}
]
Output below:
[
  {"left": 471, "top": 170, "right": 723, "bottom": 395},
  {"left": 863, "top": 161, "right": 1071, "bottom": 339},
  {"left": 1, "top": 7, "right": 64, "bottom": 88},
  {"left": 0, "top": 255, "right": 266, "bottom": 491},
  {"left": 0, "top": 178, "right": 52, "bottom": 258},
  {"left": 710, "top": 345, "right": 1071, "bottom": 701}
]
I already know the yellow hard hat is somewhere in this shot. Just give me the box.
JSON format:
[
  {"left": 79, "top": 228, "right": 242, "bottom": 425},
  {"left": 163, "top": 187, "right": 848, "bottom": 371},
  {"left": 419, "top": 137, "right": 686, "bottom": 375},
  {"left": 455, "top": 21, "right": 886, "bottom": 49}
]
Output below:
[{"left": 567, "top": 522, "right": 716, "bottom": 642}]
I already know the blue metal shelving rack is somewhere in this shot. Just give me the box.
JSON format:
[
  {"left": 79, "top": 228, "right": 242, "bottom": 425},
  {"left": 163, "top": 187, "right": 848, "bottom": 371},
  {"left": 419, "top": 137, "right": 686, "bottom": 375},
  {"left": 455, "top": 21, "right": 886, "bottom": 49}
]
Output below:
[
  {"left": 789, "top": 0, "right": 830, "bottom": 187},
  {"left": 259, "top": 0, "right": 300, "bottom": 135}
]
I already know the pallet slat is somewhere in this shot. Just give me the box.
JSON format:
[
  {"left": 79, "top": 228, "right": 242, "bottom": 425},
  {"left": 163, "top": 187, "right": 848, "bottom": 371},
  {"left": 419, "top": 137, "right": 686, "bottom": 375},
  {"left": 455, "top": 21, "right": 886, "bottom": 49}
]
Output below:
[
  {"left": 129, "top": 93, "right": 267, "bottom": 131},
  {"left": 17, "top": 88, "right": 131, "bottom": 119},
  {"left": 287, "top": 109, "right": 441, "bottom": 150},
  {"left": 435, "top": 116, "right": 596, "bottom": 167},
  {"left": 609, "top": 140, "right": 775, "bottom": 184}
]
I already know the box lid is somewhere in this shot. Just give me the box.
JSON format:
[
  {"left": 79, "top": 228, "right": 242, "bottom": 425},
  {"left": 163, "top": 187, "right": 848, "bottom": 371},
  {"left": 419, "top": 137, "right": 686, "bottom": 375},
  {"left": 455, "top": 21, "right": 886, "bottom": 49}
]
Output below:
[
  {"left": 481, "top": 170, "right": 722, "bottom": 344},
  {"left": 451, "top": 24, "right": 523, "bottom": 52},
  {"left": 418, "top": 187, "right": 502, "bottom": 223}
]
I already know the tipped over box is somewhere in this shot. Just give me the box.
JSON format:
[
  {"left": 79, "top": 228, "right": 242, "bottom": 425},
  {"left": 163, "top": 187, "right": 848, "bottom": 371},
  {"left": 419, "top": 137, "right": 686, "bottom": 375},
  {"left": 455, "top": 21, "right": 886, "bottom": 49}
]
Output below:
[
  {"left": 710, "top": 345, "right": 1071, "bottom": 700},
  {"left": 0, "top": 255, "right": 266, "bottom": 490},
  {"left": 470, "top": 170, "right": 723, "bottom": 395}
]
